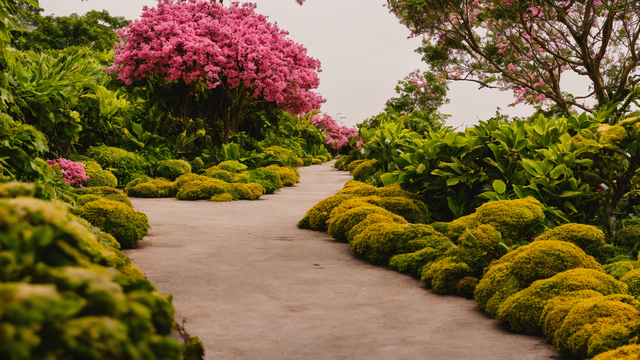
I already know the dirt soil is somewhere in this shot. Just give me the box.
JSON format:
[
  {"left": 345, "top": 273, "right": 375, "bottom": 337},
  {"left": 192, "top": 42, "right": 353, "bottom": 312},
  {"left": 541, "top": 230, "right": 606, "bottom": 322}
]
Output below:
[{"left": 125, "top": 162, "right": 561, "bottom": 360}]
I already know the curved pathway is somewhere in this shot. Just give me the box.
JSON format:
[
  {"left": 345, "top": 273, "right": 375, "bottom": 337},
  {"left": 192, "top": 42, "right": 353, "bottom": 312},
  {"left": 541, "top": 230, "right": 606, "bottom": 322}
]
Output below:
[{"left": 125, "top": 162, "right": 562, "bottom": 360}]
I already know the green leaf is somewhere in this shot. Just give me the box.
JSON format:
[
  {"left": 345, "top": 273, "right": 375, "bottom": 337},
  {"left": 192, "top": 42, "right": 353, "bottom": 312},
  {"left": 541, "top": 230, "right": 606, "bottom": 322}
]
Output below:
[
  {"left": 416, "top": 163, "right": 426, "bottom": 174},
  {"left": 559, "top": 191, "right": 583, "bottom": 198},
  {"left": 492, "top": 179, "right": 506, "bottom": 194},
  {"left": 446, "top": 177, "right": 459, "bottom": 186}
]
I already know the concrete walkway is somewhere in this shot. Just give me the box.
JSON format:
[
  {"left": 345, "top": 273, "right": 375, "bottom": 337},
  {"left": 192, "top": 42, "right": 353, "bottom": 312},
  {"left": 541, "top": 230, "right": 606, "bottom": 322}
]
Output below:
[{"left": 125, "top": 162, "right": 561, "bottom": 360}]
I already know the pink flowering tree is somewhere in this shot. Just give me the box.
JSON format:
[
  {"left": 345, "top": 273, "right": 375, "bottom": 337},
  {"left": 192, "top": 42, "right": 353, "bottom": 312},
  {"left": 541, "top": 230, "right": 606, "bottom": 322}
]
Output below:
[
  {"left": 110, "top": 0, "right": 325, "bottom": 144},
  {"left": 311, "top": 114, "right": 361, "bottom": 154},
  {"left": 385, "top": 0, "right": 640, "bottom": 115}
]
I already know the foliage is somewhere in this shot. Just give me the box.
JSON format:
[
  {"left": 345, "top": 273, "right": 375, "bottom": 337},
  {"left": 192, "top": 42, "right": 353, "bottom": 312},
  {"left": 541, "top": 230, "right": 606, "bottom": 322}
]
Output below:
[
  {"left": 0, "top": 193, "right": 181, "bottom": 360},
  {"left": 156, "top": 159, "right": 191, "bottom": 181},
  {"left": 387, "top": 0, "right": 640, "bottom": 114},
  {"left": 81, "top": 199, "right": 150, "bottom": 248},
  {"left": 85, "top": 169, "right": 117, "bottom": 188},
  {"left": 111, "top": 1, "right": 324, "bottom": 144},
  {"left": 385, "top": 69, "right": 449, "bottom": 122},
  {"left": 0, "top": 110, "right": 48, "bottom": 180},
  {"left": 20, "top": 9, "right": 130, "bottom": 52},
  {"left": 87, "top": 145, "right": 147, "bottom": 185}
]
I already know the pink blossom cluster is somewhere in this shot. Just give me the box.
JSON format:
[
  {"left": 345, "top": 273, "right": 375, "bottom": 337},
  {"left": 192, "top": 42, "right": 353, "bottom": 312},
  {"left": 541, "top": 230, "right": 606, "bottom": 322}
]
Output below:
[
  {"left": 311, "top": 114, "right": 361, "bottom": 150},
  {"left": 110, "top": 0, "right": 325, "bottom": 114},
  {"left": 46, "top": 158, "right": 89, "bottom": 188}
]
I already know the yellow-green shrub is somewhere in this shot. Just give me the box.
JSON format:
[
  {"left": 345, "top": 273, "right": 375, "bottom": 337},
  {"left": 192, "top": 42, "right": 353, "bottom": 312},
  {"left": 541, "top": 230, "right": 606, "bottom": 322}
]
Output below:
[
  {"left": 347, "top": 159, "right": 365, "bottom": 172},
  {"left": 311, "top": 158, "right": 321, "bottom": 165},
  {"left": 81, "top": 160, "right": 102, "bottom": 175},
  {"left": 176, "top": 179, "right": 232, "bottom": 200},
  {"left": 592, "top": 344, "right": 640, "bottom": 360},
  {"left": 297, "top": 194, "right": 354, "bottom": 230},
  {"left": 542, "top": 292, "right": 640, "bottom": 358},
  {"left": 315, "top": 155, "right": 328, "bottom": 163},
  {"left": 497, "top": 268, "right": 628, "bottom": 334},
  {"left": 210, "top": 193, "right": 233, "bottom": 202},
  {"left": 175, "top": 173, "right": 210, "bottom": 190},
  {"left": 621, "top": 269, "right": 640, "bottom": 297},
  {"left": 156, "top": 159, "right": 191, "bottom": 181},
  {"left": 604, "top": 261, "right": 640, "bottom": 280},
  {"left": 334, "top": 157, "right": 346, "bottom": 169},
  {"left": 421, "top": 257, "right": 474, "bottom": 296},
  {"left": 346, "top": 212, "right": 407, "bottom": 243},
  {"left": 217, "top": 160, "right": 248, "bottom": 173},
  {"left": 81, "top": 199, "right": 150, "bottom": 248},
  {"left": 535, "top": 223, "right": 608, "bottom": 261},
  {"left": 0, "top": 196, "right": 179, "bottom": 360},
  {"left": 243, "top": 168, "right": 282, "bottom": 193},
  {"left": 87, "top": 145, "right": 148, "bottom": 184},
  {"left": 129, "top": 179, "right": 178, "bottom": 198},
  {"left": 86, "top": 169, "right": 118, "bottom": 188},
  {"left": 352, "top": 159, "right": 379, "bottom": 182},
  {"left": 263, "top": 146, "right": 303, "bottom": 167},
  {"left": 475, "top": 240, "right": 604, "bottom": 319},
  {"left": 328, "top": 204, "right": 403, "bottom": 242},
  {"left": 72, "top": 187, "right": 133, "bottom": 208},
  {"left": 350, "top": 221, "right": 406, "bottom": 264},
  {"left": 232, "top": 183, "right": 264, "bottom": 200},
  {"left": 446, "top": 214, "right": 478, "bottom": 243},
  {"left": 476, "top": 197, "right": 544, "bottom": 243},
  {"left": 124, "top": 175, "right": 151, "bottom": 193},
  {"left": 204, "top": 169, "right": 235, "bottom": 182},
  {"left": 390, "top": 234, "right": 453, "bottom": 277},
  {"left": 265, "top": 165, "right": 299, "bottom": 186}
]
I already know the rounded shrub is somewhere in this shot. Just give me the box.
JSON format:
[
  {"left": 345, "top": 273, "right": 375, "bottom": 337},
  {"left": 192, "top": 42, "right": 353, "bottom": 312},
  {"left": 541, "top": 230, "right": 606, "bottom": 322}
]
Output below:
[
  {"left": 81, "top": 160, "right": 102, "bottom": 175},
  {"left": 350, "top": 220, "right": 407, "bottom": 264},
  {"left": 85, "top": 169, "right": 118, "bottom": 188},
  {"left": 390, "top": 235, "right": 454, "bottom": 277},
  {"left": 604, "top": 261, "right": 640, "bottom": 280},
  {"left": 446, "top": 214, "right": 478, "bottom": 243},
  {"left": 156, "top": 159, "right": 191, "bottom": 181},
  {"left": 337, "top": 181, "right": 377, "bottom": 197},
  {"left": 264, "top": 165, "right": 299, "bottom": 186},
  {"left": 176, "top": 179, "right": 233, "bottom": 200},
  {"left": 352, "top": 159, "right": 379, "bottom": 182},
  {"left": 542, "top": 292, "right": 640, "bottom": 358},
  {"left": 218, "top": 160, "right": 248, "bottom": 173},
  {"left": 189, "top": 157, "right": 205, "bottom": 173},
  {"left": 375, "top": 184, "right": 419, "bottom": 199},
  {"left": 592, "top": 344, "right": 640, "bottom": 360},
  {"left": 315, "top": 155, "right": 328, "bottom": 163},
  {"left": 211, "top": 193, "right": 233, "bottom": 202},
  {"left": 263, "top": 146, "right": 303, "bottom": 167},
  {"left": 535, "top": 223, "right": 608, "bottom": 260},
  {"left": 232, "top": 183, "right": 264, "bottom": 200},
  {"left": 421, "top": 257, "right": 474, "bottom": 296},
  {"left": 72, "top": 187, "right": 133, "bottom": 208},
  {"left": 620, "top": 269, "right": 640, "bottom": 297},
  {"left": 496, "top": 268, "right": 628, "bottom": 334},
  {"left": 298, "top": 194, "right": 353, "bottom": 230},
  {"left": 124, "top": 175, "right": 151, "bottom": 194},
  {"left": 87, "top": 145, "right": 148, "bottom": 184},
  {"left": 328, "top": 204, "right": 403, "bottom": 242},
  {"left": 81, "top": 199, "right": 150, "bottom": 248},
  {"left": 175, "top": 173, "right": 210, "bottom": 190},
  {"left": 346, "top": 212, "right": 407, "bottom": 243},
  {"left": 204, "top": 169, "right": 235, "bottom": 182},
  {"left": 333, "top": 156, "right": 346, "bottom": 170},
  {"left": 129, "top": 179, "right": 178, "bottom": 198},
  {"left": 243, "top": 168, "right": 281, "bottom": 193},
  {"left": 476, "top": 197, "right": 544, "bottom": 243},
  {"left": 347, "top": 159, "right": 365, "bottom": 172},
  {"left": 475, "top": 240, "right": 604, "bottom": 319}
]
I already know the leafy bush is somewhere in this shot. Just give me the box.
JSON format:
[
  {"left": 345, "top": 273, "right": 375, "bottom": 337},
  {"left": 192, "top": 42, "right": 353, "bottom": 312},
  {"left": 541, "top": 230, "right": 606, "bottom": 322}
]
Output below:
[
  {"left": 129, "top": 179, "right": 178, "bottom": 198},
  {"left": 350, "top": 220, "right": 407, "bottom": 264},
  {"left": 475, "top": 240, "right": 604, "bottom": 319},
  {"left": 592, "top": 344, "right": 640, "bottom": 360},
  {"left": 0, "top": 195, "right": 180, "bottom": 360},
  {"left": 542, "top": 292, "right": 640, "bottom": 358},
  {"left": 620, "top": 269, "right": 640, "bottom": 297},
  {"left": 263, "top": 146, "right": 303, "bottom": 167},
  {"left": 218, "top": 160, "right": 248, "bottom": 173},
  {"left": 475, "top": 197, "right": 544, "bottom": 243},
  {"left": 389, "top": 234, "right": 453, "bottom": 277},
  {"left": 72, "top": 187, "right": 133, "bottom": 208},
  {"left": 535, "top": 223, "right": 609, "bottom": 261},
  {"left": 81, "top": 199, "right": 150, "bottom": 248},
  {"left": 156, "top": 159, "right": 191, "bottom": 181},
  {"left": 189, "top": 157, "right": 204, "bottom": 173},
  {"left": 445, "top": 214, "right": 478, "bottom": 243},
  {"left": 86, "top": 169, "right": 118, "bottom": 188},
  {"left": 243, "top": 168, "right": 281, "bottom": 194},
  {"left": 264, "top": 165, "right": 299, "bottom": 186},
  {"left": 497, "top": 269, "right": 627, "bottom": 334},
  {"left": 204, "top": 168, "right": 236, "bottom": 182},
  {"left": 87, "top": 145, "right": 148, "bottom": 185},
  {"left": 352, "top": 159, "right": 379, "bottom": 182},
  {"left": 328, "top": 204, "right": 404, "bottom": 242}
]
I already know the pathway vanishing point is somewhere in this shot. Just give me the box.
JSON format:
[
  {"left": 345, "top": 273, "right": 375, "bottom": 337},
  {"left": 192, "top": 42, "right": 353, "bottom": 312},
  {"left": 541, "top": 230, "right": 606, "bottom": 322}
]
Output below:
[{"left": 125, "top": 162, "right": 562, "bottom": 360}]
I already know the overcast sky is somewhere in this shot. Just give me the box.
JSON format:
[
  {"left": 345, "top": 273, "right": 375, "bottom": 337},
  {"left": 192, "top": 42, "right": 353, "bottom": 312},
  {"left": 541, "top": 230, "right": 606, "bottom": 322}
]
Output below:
[{"left": 39, "top": 0, "right": 585, "bottom": 129}]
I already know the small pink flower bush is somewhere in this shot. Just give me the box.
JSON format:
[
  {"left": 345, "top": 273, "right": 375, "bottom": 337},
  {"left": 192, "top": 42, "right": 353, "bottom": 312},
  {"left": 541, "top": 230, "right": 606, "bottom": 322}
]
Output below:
[
  {"left": 110, "top": 0, "right": 325, "bottom": 114},
  {"left": 46, "top": 158, "right": 89, "bottom": 188},
  {"left": 311, "top": 114, "right": 361, "bottom": 151}
]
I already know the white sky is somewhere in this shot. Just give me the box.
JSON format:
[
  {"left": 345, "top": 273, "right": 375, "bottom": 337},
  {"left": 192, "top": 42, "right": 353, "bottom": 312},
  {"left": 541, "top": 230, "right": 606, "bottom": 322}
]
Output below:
[{"left": 39, "top": 0, "right": 591, "bottom": 128}]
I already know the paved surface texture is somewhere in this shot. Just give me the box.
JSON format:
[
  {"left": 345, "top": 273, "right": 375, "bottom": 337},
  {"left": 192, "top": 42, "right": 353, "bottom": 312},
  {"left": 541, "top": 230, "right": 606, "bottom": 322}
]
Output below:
[{"left": 125, "top": 162, "right": 562, "bottom": 360}]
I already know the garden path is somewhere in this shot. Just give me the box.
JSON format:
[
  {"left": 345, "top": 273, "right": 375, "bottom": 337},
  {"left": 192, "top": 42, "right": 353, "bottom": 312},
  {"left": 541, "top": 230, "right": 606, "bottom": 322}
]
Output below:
[{"left": 125, "top": 162, "right": 561, "bottom": 360}]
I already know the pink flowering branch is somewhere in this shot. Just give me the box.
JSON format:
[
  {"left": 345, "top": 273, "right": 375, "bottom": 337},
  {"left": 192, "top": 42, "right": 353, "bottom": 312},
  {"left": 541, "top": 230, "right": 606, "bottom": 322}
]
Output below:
[
  {"left": 387, "top": 0, "right": 640, "bottom": 114},
  {"left": 311, "top": 114, "right": 362, "bottom": 152},
  {"left": 46, "top": 158, "right": 89, "bottom": 188}
]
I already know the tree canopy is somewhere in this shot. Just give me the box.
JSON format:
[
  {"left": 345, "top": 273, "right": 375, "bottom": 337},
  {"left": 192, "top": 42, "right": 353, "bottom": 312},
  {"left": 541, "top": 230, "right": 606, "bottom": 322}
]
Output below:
[{"left": 386, "top": 0, "right": 640, "bottom": 115}]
